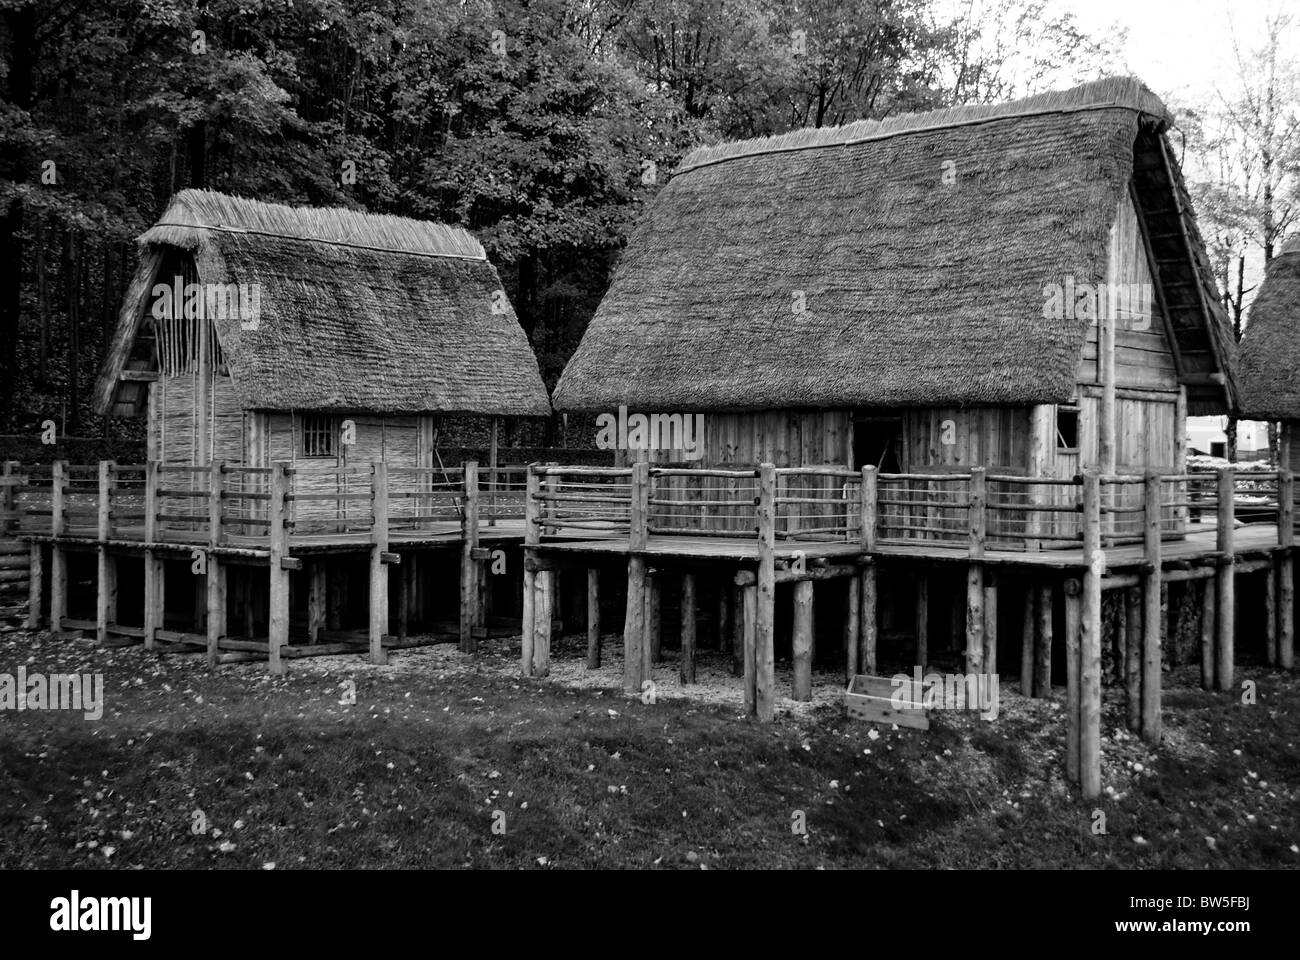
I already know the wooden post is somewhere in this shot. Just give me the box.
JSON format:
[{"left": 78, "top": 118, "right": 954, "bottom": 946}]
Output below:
[
  {"left": 1035, "top": 584, "right": 1053, "bottom": 697},
  {"left": 1200, "top": 578, "right": 1216, "bottom": 691},
  {"left": 1019, "top": 584, "right": 1034, "bottom": 695},
  {"left": 206, "top": 559, "right": 225, "bottom": 668},
  {"left": 308, "top": 562, "right": 326, "bottom": 644},
  {"left": 366, "top": 461, "right": 389, "bottom": 666},
  {"left": 1081, "top": 471, "right": 1103, "bottom": 798},
  {"left": 983, "top": 573, "right": 998, "bottom": 678},
  {"left": 487, "top": 416, "right": 499, "bottom": 528},
  {"left": 859, "top": 465, "right": 878, "bottom": 674},
  {"left": 1124, "top": 587, "right": 1142, "bottom": 732},
  {"left": 792, "top": 578, "right": 813, "bottom": 701},
  {"left": 523, "top": 464, "right": 540, "bottom": 677},
  {"left": 1064, "top": 577, "right": 1082, "bottom": 784},
  {"left": 95, "top": 461, "right": 116, "bottom": 645},
  {"left": 49, "top": 460, "right": 66, "bottom": 633},
  {"left": 755, "top": 463, "right": 776, "bottom": 722},
  {"left": 1216, "top": 466, "right": 1235, "bottom": 691},
  {"left": 586, "top": 567, "right": 601, "bottom": 669},
  {"left": 914, "top": 573, "right": 928, "bottom": 671},
  {"left": 680, "top": 572, "right": 696, "bottom": 685},
  {"left": 845, "top": 575, "right": 861, "bottom": 681},
  {"left": 742, "top": 584, "right": 757, "bottom": 714},
  {"left": 1141, "top": 470, "right": 1162, "bottom": 741},
  {"left": 622, "top": 462, "right": 649, "bottom": 693},
  {"left": 459, "top": 461, "right": 479, "bottom": 653},
  {"left": 143, "top": 461, "right": 161, "bottom": 650},
  {"left": 268, "top": 461, "right": 291, "bottom": 675},
  {"left": 533, "top": 569, "right": 552, "bottom": 678},
  {"left": 966, "top": 467, "right": 986, "bottom": 674},
  {"left": 1265, "top": 564, "right": 1278, "bottom": 667},
  {"left": 731, "top": 584, "right": 744, "bottom": 677},
  {"left": 1277, "top": 467, "right": 1294, "bottom": 670},
  {"left": 27, "top": 542, "right": 43, "bottom": 630},
  {"left": 647, "top": 570, "right": 662, "bottom": 664},
  {"left": 717, "top": 585, "right": 732, "bottom": 653}
]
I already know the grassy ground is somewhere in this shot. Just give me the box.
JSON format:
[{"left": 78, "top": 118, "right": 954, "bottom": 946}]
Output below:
[{"left": 0, "top": 627, "right": 1297, "bottom": 869}]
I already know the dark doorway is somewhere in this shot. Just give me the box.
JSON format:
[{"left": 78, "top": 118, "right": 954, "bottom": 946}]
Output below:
[{"left": 853, "top": 417, "right": 904, "bottom": 472}]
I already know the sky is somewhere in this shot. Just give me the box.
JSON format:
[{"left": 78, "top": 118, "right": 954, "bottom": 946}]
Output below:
[{"left": 1052, "top": 0, "right": 1296, "bottom": 105}]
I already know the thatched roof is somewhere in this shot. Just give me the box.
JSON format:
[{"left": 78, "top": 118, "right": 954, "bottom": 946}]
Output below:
[
  {"left": 553, "top": 77, "right": 1235, "bottom": 414},
  {"left": 1238, "top": 237, "right": 1300, "bottom": 420},
  {"left": 96, "top": 190, "right": 550, "bottom": 417}
]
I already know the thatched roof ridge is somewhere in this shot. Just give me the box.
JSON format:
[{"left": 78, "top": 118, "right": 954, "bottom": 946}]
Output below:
[
  {"left": 1238, "top": 237, "right": 1300, "bottom": 420},
  {"left": 679, "top": 77, "right": 1170, "bottom": 174},
  {"left": 97, "top": 190, "right": 549, "bottom": 417},
  {"left": 553, "top": 78, "right": 1233, "bottom": 414}
]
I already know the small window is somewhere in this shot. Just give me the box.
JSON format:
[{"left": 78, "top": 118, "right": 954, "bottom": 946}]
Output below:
[
  {"left": 300, "top": 414, "right": 337, "bottom": 458},
  {"left": 1056, "top": 406, "right": 1080, "bottom": 452}
]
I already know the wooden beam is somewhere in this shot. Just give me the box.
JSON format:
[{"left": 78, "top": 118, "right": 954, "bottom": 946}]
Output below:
[
  {"left": 1036, "top": 584, "right": 1053, "bottom": 697},
  {"left": 1124, "top": 587, "right": 1142, "bottom": 732},
  {"left": 742, "top": 584, "right": 757, "bottom": 714},
  {"left": 1020, "top": 584, "right": 1034, "bottom": 696},
  {"left": 1141, "top": 471, "right": 1163, "bottom": 741},
  {"left": 206, "top": 556, "right": 225, "bottom": 668},
  {"left": 459, "top": 460, "right": 479, "bottom": 654},
  {"left": 533, "top": 569, "right": 552, "bottom": 678},
  {"left": 1216, "top": 467, "right": 1234, "bottom": 691},
  {"left": 1200, "top": 577, "right": 1216, "bottom": 691},
  {"left": 983, "top": 573, "right": 998, "bottom": 678},
  {"left": 523, "top": 464, "right": 540, "bottom": 678},
  {"left": 845, "top": 575, "right": 860, "bottom": 682},
  {"left": 755, "top": 463, "right": 777, "bottom": 722},
  {"left": 586, "top": 567, "right": 601, "bottom": 669},
  {"left": 268, "top": 461, "right": 291, "bottom": 675},
  {"left": 1064, "top": 578, "right": 1082, "bottom": 784},
  {"left": 1081, "top": 472, "right": 1103, "bottom": 799},
  {"left": 915, "top": 573, "right": 928, "bottom": 671},
  {"left": 646, "top": 570, "right": 662, "bottom": 665}
]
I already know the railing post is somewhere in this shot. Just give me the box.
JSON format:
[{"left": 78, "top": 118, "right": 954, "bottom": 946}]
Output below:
[
  {"left": 1141, "top": 470, "right": 1162, "bottom": 743},
  {"left": 523, "top": 464, "right": 541, "bottom": 678},
  {"left": 95, "top": 461, "right": 116, "bottom": 645},
  {"left": 49, "top": 460, "right": 67, "bottom": 633},
  {"left": 1279, "top": 468, "right": 1294, "bottom": 670},
  {"left": 1216, "top": 466, "right": 1235, "bottom": 691},
  {"left": 1080, "top": 470, "right": 1103, "bottom": 799},
  {"left": 267, "top": 461, "right": 291, "bottom": 674},
  {"left": 965, "top": 467, "right": 986, "bottom": 674},
  {"left": 859, "top": 465, "right": 878, "bottom": 674},
  {"left": 630, "top": 460, "right": 649, "bottom": 551},
  {"left": 367, "top": 461, "right": 390, "bottom": 666},
  {"left": 206, "top": 461, "right": 225, "bottom": 667},
  {"left": 460, "top": 461, "right": 479, "bottom": 654},
  {"left": 755, "top": 463, "right": 776, "bottom": 721},
  {"left": 143, "top": 461, "right": 160, "bottom": 650}
]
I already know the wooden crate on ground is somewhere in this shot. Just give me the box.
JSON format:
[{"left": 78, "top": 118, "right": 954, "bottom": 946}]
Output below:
[{"left": 844, "top": 673, "right": 933, "bottom": 730}]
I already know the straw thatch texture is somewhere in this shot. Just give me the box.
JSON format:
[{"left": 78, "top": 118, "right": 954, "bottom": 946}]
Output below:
[
  {"left": 1238, "top": 237, "right": 1300, "bottom": 420},
  {"left": 97, "top": 190, "right": 549, "bottom": 417},
  {"left": 553, "top": 78, "right": 1228, "bottom": 413}
]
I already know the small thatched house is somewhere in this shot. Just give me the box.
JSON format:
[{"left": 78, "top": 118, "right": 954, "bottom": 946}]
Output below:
[
  {"left": 96, "top": 190, "right": 549, "bottom": 472},
  {"left": 1238, "top": 236, "right": 1300, "bottom": 471},
  {"left": 553, "top": 78, "right": 1235, "bottom": 491}
]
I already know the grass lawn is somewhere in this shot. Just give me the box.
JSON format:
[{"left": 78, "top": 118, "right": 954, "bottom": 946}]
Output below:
[{"left": 1, "top": 627, "right": 1297, "bottom": 869}]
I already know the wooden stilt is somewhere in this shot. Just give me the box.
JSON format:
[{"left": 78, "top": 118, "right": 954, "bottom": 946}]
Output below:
[
  {"left": 965, "top": 467, "right": 986, "bottom": 675},
  {"left": 586, "top": 567, "right": 601, "bottom": 669},
  {"left": 680, "top": 572, "right": 696, "bottom": 685},
  {"left": 845, "top": 575, "right": 860, "bottom": 682},
  {"left": 523, "top": 464, "right": 540, "bottom": 678},
  {"left": 1124, "top": 587, "right": 1142, "bottom": 732},
  {"left": 49, "top": 460, "right": 67, "bottom": 633},
  {"left": 1216, "top": 467, "right": 1235, "bottom": 692},
  {"left": 623, "top": 462, "right": 649, "bottom": 693},
  {"left": 755, "top": 463, "right": 777, "bottom": 722},
  {"left": 1064, "top": 578, "right": 1082, "bottom": 785},
  {"left": 731, "top": 584, "right": 744, "bottom": 677},
  {"left": 143, "top": 460, "right": 161, "bottom": 649},
  {"left": 792, "top": 579, "right": 813, "bottom": 701},
  {"left": 459, "top": 461, "right": 479, "bottom": 654},
  {"left": 1277, "top": 466, "right": 1294, "bottom": 669},
  {"left": 308, "top": 561, "right": 327, "bottom": 643},
  {"left": 27, "top": 542, "right": 42, "bottom": 630},
  {"left": 1035, "top": 583, "right": 1052, "bottom": 696},
  {"left": 1141, "top": 471, "right": 1162, "bottom": 741},
  {"left": 533, "top": 569, "right": 552, "bottom": 678},
  {"left": 397, "top": 555, "right": 413, "bottom": 638},
  {"left": 859, "top": 466, "right": 878, "bottom": 674},
  {"left": 717, "top": 584, "right": 732, "bottom": 653},
  {"left": 983, "top": 573, "right": 998, "bottom": 677},
  {"left": 647, "top": 571, "right": 662, "bottom": 664},
  {"left": 327, "top": 562, "right": 343, "bottom": 631},
  {"left": 206, "top": 558, "right": 225, "bottom": 667},
  {"left": 1200, "top": 578, "right": 1216, "bottom": 691},
  {"left": 367, "top": 462, "right": 389, "bottom": 666},
  {"left": 914, "top": 573, "right": 928, "bottom": 670},
  {"left": 1081, "top": 472, "right": 1103, "bottom": 799},
  {"left": 1020, "top": 584, "right": 1034, "bottom": 695},
  {"left": 95, "top": 461, "right": 114, "bottom": 645},
  {"left": 269, "top": 461, "right": 291, "bottom": 675},
  {"left": 1265, "top": 566, "right": 1277, "bottom": 666},
  {"left": 742, "top": 584, "right": 757, "bottom": 714}
]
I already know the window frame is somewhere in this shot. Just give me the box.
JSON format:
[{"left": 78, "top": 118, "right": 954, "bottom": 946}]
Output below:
[{"left": 299, "top": 413, "right": 338, "bottom": 459}]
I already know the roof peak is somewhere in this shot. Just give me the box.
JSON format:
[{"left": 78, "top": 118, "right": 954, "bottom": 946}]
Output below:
[
  {"left": 139, "top": 189, "right": 486, "bottom": 261},
  {"left": 678, "top": 76, "right": 1167, "bottom": 175}
]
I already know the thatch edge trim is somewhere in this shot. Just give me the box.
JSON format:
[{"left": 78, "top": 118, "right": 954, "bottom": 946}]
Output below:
[{"left": 144, "top": 220, "right": 487, "bottom": 262}]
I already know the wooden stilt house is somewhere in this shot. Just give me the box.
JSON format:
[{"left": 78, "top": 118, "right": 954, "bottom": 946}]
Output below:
[
  {"left": 553, "top": 78, "right": 1236, "bottom": 513},
  {"left": 1239, "top": 237, "right": 1300, "bottom": 473}
]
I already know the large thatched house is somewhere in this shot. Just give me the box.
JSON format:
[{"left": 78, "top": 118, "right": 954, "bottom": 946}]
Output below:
[
  {"left": 96, "top": 190, "right": 550, "bottom": 471},
  {"left": 1238, "top": 236, "right": 1300, "bottom": 470},
  {"left": 553, "top": 78, "right": 1235, "bottom": 489}
]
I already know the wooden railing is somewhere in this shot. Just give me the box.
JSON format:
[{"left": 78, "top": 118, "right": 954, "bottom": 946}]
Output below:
[
  {"left": 6, "top": 459, "right": 531, "bottom": 549},
  {"left": 525, "top": 463, "right": 1300, "bottom": 557}
]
